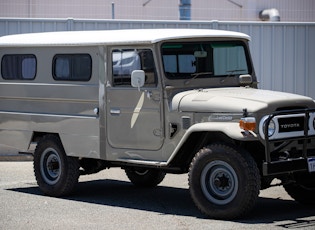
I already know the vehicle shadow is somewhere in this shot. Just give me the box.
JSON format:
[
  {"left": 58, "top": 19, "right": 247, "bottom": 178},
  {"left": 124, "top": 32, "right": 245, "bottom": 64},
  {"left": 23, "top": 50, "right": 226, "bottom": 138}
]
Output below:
[
  {"left": 8, "top": 178, "right": 315, "bottom": 225},
  {"left": 243, "top": 195, "right": 315, "bottom": 227}
]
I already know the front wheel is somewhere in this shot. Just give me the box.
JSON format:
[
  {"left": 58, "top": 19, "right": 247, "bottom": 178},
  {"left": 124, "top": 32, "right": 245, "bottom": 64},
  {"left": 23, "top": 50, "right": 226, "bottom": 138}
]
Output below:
[
  {"left": 189, "top": 143, "right": 260, "bottom": 219},
  {"left": 33, "top": 135, "right": 80, "bottom": 197},
  {"left": 125, "top": 168, "right": 166, "bottom": 187}
]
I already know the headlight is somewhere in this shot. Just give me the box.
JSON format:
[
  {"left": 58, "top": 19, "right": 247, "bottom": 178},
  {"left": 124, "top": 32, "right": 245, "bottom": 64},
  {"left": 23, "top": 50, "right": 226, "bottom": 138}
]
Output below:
[
  {"left": 259, "top": 116, "right": 277, "bottom": 139},
  {"left": 267, "top": 119, "right": 276, "bottom": 137},
  {"left": 308, "top": 112, "right": 315, "bottom": 135}
]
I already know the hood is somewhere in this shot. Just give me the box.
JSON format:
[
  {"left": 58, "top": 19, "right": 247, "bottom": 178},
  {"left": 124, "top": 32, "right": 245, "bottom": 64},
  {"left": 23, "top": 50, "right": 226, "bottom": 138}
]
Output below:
[{"left": 171, "top": 87, "right": 314, "bottom": 113}]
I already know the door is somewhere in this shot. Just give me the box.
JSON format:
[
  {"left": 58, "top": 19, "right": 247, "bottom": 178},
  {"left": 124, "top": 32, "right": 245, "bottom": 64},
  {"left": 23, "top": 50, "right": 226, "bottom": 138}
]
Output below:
[{"left": 106, "top": 48, "right": 163, "bottom": 150}]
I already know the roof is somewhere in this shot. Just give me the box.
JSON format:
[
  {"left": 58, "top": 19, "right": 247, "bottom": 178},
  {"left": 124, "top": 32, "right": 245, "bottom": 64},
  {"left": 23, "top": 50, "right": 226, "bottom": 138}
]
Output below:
[{"left": 0, "top": 29, "right": 250, "bottom": 47}]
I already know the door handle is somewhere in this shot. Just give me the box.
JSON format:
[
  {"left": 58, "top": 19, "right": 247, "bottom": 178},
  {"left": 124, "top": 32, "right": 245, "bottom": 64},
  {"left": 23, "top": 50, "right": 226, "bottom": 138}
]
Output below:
[{"left": 110, "top": 108, "right": 121, "bottom": 115}]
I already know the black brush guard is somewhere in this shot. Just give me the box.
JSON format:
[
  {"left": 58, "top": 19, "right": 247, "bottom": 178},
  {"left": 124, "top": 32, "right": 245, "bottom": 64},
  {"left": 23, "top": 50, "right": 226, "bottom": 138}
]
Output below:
[{"left": 262, "top": 108, "right": 315, "bottom": 176}]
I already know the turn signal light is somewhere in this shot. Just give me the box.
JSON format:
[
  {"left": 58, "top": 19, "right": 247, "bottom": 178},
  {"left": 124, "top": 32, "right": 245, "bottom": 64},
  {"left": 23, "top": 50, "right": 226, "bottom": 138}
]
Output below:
[{"left": 240, "top": 117, "right": 256, "bottom": 131}]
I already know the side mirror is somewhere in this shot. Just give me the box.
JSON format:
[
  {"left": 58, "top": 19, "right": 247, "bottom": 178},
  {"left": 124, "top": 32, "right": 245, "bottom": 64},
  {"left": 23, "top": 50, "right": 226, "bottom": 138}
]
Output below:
[
  {"left": 131, "top": 70, "right": 145, "bottom": 90},
  {"left": 239, "top": 74, "right": 253, "bottom": 85}
]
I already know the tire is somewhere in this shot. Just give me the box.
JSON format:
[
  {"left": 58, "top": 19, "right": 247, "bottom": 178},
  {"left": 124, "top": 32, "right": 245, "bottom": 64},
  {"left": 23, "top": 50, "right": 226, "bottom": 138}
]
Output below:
[
  {"left": 188, "top": 143, "right": 260, "bottom": 219},
  {"left": 33, "top": 135, "right": 80, "bottom": 197},
  {"left": 125, "top": 168, "right": 166, "bottom": 187},
  {"left": 284, "top": 172, "right": 315, "bottom": 205}
]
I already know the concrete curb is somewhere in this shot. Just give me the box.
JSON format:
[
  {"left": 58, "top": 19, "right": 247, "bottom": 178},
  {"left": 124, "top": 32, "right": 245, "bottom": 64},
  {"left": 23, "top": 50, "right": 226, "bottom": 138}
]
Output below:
[{"left": 0, "top": 154, "right": 33, "bottom": 161}]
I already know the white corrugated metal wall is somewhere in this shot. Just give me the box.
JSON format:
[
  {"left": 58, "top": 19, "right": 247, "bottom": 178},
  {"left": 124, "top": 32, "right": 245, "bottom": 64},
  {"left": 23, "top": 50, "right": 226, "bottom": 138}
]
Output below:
[
  {"left": 1, "top": 0, "right": 315, "bottom": 21},
  {"left": 0, "top": 18, "right": 314, "bottom": 99},
  {"left": 217, "top": 22, "right": 315, "bottom": 98}
]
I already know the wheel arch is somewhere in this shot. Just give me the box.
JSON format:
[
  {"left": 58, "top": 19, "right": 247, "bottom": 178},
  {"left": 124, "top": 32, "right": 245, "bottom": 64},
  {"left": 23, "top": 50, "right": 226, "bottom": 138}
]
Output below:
[
  {"left": 169, "top": 131, "right": 236, "bottom": 172},
  {"left": 30, "top": 132, "right": 99, "bottom": 159},
  {"left": 31, "top": 132, "right": 60, "bottom": 143},
  {"left": 29, "top": 132, "right": 61, "bottom": 152}
]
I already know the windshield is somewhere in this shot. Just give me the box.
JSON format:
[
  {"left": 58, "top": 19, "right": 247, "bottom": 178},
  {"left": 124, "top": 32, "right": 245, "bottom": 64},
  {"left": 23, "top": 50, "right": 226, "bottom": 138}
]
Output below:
[{"left": 161, "top": 41, "right": 251, "bottom": 79}]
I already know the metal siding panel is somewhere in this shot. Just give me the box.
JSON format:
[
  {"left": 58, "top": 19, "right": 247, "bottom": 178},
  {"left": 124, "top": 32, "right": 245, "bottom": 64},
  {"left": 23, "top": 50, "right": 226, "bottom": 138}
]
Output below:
[
  {"left": 273, "top": 26, "right": 285, "bottom": 92},
  {"left": 4, "top": 20, "right": 21, "bottom": 36},
  {"left": 295, "top": 26, "right": 307, "bottom": 96},
  {"left": 247, "top": 25, "right": 263, "bottom": 86},
  {"left": 261, "top": 25, "right": 273, "bottom": 90},
  {"left": 308, "top": 26, "right": 315, "bottom": 99},
  {"left": 283, "top": 26, "right": 295, "bottom": 94},
  {"left": 0, "top": 20, "right": 8, "bottom": 36}
]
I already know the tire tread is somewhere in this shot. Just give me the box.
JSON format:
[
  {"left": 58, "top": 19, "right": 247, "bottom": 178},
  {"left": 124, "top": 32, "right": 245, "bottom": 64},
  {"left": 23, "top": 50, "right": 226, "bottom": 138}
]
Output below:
[
  {"left": 188, "top": 143, "right": 260, "bottom": 219},
  {"left": 33, "top": 134, "right": 80, "bottom": 197}
]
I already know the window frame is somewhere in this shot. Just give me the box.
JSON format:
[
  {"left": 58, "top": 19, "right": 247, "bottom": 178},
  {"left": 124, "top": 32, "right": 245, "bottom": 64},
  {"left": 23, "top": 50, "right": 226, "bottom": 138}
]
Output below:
[
  {"left": 1, "top": 54, "right": 37, "bottom": 80},
  {"left": 161, "top": 41, "right": 252, "bottom": 80},
  {"left": 52, "top": 53, "right": 92, "bottom": 81},
  {"left": 111, "top": 48, "right": 157, "bottom": 88}
]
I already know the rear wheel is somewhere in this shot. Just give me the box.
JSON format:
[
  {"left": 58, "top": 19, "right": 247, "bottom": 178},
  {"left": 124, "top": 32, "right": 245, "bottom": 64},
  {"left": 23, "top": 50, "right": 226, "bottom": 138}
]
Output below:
[
  {"left": 33, "top": 135, "right": 80, "bottom": 197},
  {"left": 189, "top": 143, "right": 260, "bottom": 219},
  {"left": 125, "top": 168, "right": 166, "bottom": 187}
]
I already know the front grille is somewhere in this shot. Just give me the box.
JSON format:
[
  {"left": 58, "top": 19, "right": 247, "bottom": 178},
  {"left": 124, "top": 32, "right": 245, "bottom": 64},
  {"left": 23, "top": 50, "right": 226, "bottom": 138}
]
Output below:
[{"left": 278, "top": 116, "right": 305, "bottom": 133}]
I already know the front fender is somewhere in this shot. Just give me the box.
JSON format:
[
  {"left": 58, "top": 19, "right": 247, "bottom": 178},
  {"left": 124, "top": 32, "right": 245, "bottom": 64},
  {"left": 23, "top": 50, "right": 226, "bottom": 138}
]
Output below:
[
  {"left": 187, "top": 122, "right": 257, "bottom": 140},
  {"left": 166, "top": 122, "right": 258, "bottom": 165}
]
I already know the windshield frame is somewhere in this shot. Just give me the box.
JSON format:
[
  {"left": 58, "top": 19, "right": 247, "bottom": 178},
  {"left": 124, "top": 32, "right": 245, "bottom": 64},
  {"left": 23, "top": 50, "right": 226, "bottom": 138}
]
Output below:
[{"left": 160, "top": 40, "right": 253, "bottom": 80}]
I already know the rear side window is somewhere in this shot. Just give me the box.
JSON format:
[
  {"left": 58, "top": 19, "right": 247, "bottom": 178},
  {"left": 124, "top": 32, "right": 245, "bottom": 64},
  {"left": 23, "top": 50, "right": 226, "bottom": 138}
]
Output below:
[
  {"left": 1, "top": 54, "right": 37, "bottom": 80},
  {"left": 53, "top": 54, "right": 92, "bottom": 81}
]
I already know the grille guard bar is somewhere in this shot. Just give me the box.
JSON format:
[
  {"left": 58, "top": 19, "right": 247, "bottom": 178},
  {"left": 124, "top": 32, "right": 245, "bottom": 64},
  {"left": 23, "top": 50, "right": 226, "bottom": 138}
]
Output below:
[{"left": 262, "top": 108, "right": 315, "bottom": 176}]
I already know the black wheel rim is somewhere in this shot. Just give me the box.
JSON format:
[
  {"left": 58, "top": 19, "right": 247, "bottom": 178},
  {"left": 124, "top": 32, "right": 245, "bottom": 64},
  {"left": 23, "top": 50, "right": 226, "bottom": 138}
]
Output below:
[
  {"left": 200, "top": 160, "right": 238, "bottom": 205},
  {"left": 40, "top": 148, "right": 61, "bottom": 185}
]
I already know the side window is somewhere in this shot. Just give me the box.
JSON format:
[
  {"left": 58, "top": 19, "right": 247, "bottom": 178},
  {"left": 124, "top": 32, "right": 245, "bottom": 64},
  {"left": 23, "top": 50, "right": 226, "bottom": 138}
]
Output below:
[
  {"left": 1, "top": 54, "right": 37, "bottom": 80},
  {"left": 53, "top": 54, "right": 92, "bottom": 81},
  {"left": 112, "top": 49, "right": 157, "bottom": 87}
]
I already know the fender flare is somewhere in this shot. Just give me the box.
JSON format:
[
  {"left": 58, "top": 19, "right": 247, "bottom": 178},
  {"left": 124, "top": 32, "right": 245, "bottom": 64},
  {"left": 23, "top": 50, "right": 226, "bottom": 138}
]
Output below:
[{"left": 166, "top": 122, "right": 258, "bottom": 165}]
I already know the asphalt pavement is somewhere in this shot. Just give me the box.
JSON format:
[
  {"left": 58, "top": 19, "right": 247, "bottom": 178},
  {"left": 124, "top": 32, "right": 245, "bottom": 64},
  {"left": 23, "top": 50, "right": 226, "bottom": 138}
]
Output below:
[{"left": 1, "top": 161, "right": 315, "bottom": 230}]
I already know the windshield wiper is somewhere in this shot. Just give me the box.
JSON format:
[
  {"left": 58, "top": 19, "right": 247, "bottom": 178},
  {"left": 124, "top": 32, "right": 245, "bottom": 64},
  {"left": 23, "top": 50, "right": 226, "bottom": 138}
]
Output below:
[
  {"left": 184, "top": 72, "right": 213, "bottom": 85},
  {"left": 220, "top": 69, "right": 246, "bottom": 83}
]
